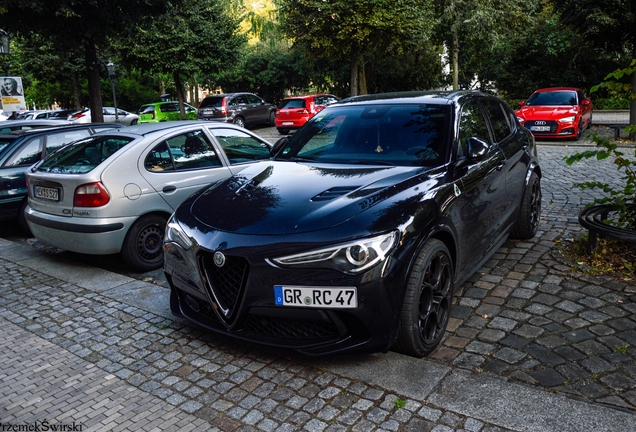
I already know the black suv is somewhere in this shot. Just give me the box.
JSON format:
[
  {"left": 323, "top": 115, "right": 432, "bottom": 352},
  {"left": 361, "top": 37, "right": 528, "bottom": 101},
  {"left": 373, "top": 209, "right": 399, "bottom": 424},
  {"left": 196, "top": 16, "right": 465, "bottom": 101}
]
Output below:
[{"left": 197, "top": 92, "right": 276, "bottom": 129}]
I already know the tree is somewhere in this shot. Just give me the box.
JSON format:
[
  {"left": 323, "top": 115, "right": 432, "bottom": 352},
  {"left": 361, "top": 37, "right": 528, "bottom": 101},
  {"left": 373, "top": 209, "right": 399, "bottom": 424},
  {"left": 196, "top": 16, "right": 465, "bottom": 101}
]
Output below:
[
  {"left": 554, "top": 0, "right": 636, "bottom": 125},
  {"left": 122, "top": 0, "right": 246, "bottom": 117},
  {"left": 436, "top": 0, "right": 535, "bottom": 91},
  {"left": 279, "top": 0, "right": 436, "bottom": 96},
  {"left": 1, "top": 0, "right": 174, "bottom": 121}
]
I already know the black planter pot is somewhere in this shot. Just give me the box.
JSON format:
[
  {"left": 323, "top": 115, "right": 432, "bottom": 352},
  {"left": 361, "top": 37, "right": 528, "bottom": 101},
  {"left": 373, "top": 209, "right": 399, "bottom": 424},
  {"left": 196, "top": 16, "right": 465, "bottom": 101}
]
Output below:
[{"left": 578, "top": 204, "right": 636, "bottom": 253}]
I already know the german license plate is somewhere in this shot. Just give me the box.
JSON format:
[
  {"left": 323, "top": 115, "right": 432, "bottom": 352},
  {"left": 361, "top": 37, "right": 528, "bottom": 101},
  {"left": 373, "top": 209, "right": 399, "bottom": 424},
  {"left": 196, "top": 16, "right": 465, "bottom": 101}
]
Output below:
[
  {"left": 34, "top": 186, "right": 59, "bottom": 201},
  {"left": 274, "top": 285, "right": 357, "bottom": 308},
  {"left": 282, "top": 121, "right": 294, "bottom": 126},
  {"left": 531, "top": 126, "right": 550, "bottom": 131}
]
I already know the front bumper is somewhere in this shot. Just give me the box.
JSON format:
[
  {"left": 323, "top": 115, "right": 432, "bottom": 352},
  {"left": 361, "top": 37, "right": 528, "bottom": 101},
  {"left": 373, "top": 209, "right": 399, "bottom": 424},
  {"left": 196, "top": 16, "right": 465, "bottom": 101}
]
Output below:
[{"left": 164, "top": 234, "right": 408, "bottom": 356}]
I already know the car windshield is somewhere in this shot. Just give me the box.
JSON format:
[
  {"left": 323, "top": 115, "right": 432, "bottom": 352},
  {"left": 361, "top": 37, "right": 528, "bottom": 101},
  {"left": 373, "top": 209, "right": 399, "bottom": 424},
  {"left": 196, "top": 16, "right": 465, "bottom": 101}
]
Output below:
[
  {"left": 526, "top": 91, "right": 578, "bottom": 106},
  {"left": 199, "top": 97, "right": 224, "bottom": 108},
  {"left": 35, "top": 135, "right": 134, "bottom": 174},
  {"left": 275, "top": 104, "right": 451, "bottom": 167}
]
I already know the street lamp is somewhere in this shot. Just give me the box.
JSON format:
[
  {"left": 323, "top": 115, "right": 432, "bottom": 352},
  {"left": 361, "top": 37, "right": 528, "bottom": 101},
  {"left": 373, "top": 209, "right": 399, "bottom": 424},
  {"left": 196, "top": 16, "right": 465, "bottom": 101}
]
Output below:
[
  {"left": 0, "top": 29, "right": 11, "bottom": 76},
  {"left": 106, "top": 61, "right": 119, "bottom": 122}
]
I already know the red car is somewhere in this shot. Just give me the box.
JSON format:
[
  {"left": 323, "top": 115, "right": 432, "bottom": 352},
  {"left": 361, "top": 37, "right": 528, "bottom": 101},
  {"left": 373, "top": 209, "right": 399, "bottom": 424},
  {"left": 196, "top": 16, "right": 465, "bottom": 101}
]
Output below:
[
  {"left": 515, "top": 87, "right": 593, "bottom": 140},
  {"left": 275, "top": 93, "right": 339, "bottom": 134}
]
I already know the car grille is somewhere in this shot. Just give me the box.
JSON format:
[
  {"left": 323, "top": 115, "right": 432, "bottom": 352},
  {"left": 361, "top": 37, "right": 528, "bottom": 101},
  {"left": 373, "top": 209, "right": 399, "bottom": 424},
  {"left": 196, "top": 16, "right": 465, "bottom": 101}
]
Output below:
[
  {"left": 199, "top": 253, "right": 249, "bottom": 322},
  {"left": 524, "top": 120, "right": 558, "bottom": 133},
  {"left": 244, "top": 314, "right": 340, "bottom": 340}
]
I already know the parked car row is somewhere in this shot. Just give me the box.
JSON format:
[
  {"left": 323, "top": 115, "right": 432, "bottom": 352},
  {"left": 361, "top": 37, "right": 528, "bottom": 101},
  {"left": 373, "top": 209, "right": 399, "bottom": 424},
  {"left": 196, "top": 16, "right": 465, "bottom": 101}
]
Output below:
[{"left": 3, "top": 89, "right": 544, "bottom": 359}]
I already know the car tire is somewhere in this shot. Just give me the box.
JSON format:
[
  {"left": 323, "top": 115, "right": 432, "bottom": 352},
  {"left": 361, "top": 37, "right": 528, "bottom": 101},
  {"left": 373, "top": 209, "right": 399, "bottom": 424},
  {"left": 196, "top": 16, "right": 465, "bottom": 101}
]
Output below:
[
  {"left": 575, "top": 120, "right": 583, "bottom": 140},
  {"left": 510, "top": 171, "right": 541, "bottom": 239},
  {"left": 395, "top": 238, "right": 453, "bottom": 357},
  {"left": 121, "top": 214, "right": 167, "bottom": 271},
  {"left": 277, "top": 128, "right": 290, "bottom": 135},
  {"left": 130, "top": 119, "right": 138, "bottom": 126},
  {"left": 233, "top": 117, "right": 245, "bottom": 128},
  {"left": 17, "top": 200, "right": 32, "bottom": 237},
  {"left": 269, "top": 112, "right": 276, "bottom": 125}
]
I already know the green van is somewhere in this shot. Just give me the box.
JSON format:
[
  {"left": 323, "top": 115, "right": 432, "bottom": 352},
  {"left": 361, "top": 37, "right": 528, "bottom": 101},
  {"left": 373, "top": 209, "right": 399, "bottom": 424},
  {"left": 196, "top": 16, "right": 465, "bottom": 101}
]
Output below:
[{"left": 138, "top": 101, "right": 197, "bottom": 123}]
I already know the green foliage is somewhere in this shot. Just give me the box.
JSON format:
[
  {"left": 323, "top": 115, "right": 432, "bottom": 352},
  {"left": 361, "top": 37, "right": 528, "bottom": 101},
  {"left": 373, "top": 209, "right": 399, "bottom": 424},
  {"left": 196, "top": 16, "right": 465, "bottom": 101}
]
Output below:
[
  {"left": 591, "top": 60, "right": 636, "bottom": 102},
  {"left": 394, "top": 398, "right": 407, "bottom": 409},
  {"left": 212, "top": 42, "right": 311, "bottom": 104},
  {"left": 564, "top": 133, "right": 636, "bottom": 228},
  {"left": 279, "top": 0, "right": 437, "bottom": 95}
]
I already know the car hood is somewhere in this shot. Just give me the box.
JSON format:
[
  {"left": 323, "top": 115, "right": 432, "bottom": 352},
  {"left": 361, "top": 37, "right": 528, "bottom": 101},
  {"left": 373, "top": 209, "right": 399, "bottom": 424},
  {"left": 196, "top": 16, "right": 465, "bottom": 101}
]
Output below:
[
  {"left": 190, "top": 161, "right": 428, "bottom": 235},
  {"left": 517, "top": 105, "right": 578, "bottom": 119}
]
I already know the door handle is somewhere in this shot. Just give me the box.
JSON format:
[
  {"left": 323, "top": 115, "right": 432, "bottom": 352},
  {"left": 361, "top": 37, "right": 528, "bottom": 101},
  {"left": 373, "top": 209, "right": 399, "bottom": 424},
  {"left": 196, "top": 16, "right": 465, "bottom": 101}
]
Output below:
[
  {"left": 163, "top": 185, "right": 177, "bottom": 193},
  {"left": 496, "top": 161, "right": 506, "bottom": 171}
]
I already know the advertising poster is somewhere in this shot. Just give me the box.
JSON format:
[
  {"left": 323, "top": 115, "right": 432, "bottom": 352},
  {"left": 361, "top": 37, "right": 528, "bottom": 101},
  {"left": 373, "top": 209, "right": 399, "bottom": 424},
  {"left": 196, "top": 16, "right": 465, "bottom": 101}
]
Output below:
[{"left": 1, "top": 76, "right": 27, "bottom": 112}]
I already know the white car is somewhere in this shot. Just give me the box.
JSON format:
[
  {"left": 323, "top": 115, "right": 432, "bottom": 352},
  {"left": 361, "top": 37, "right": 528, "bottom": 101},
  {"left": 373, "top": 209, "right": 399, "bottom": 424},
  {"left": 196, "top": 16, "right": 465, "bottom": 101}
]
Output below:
[
  {"left": 25, "top": 121, "right": 273, "bottom": 271},
  {"left": 69, "top": 107, "right": 140, "bottom": 126}
]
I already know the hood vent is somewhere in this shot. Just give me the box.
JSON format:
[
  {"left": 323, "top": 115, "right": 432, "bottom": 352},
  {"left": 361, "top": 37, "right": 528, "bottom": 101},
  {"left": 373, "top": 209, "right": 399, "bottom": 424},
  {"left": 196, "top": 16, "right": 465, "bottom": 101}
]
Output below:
[{"left": 311, "top": 186, "right": 360, "bottom": 202}]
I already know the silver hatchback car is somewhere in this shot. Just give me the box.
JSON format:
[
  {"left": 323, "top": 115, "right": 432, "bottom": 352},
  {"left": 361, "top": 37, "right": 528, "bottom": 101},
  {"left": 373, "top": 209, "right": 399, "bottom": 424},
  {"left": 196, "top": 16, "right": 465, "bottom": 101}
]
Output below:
[{"left": 25, "top": 122, "right": 273, "bottom": 271}]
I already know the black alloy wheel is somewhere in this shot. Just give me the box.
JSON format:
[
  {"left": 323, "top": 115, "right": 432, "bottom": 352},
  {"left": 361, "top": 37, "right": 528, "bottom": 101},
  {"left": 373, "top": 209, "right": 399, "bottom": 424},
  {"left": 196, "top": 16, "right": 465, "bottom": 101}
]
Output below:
[
  {"left": 395, "top": 239, "right": 453, "bottom": 357},
  {"left": 511, "top": 172, "right": 541, "bottom": 239}
]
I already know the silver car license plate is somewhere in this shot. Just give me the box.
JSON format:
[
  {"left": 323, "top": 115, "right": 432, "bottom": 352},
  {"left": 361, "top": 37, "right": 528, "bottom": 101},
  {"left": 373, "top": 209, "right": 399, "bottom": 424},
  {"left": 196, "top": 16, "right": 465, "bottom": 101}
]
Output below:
[
  {"left": 531, "top": 126, "right": 550, "bottom": 132},
  {"left": 274, "top": 285, "right": 357, "bottom": 308},
  {"left": 34, "top": 186, "right": 59, "bottom": 201}
]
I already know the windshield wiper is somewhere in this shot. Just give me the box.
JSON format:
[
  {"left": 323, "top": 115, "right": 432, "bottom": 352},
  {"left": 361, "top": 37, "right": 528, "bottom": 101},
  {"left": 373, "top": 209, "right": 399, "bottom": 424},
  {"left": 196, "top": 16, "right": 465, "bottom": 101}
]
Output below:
[
  {"left": 347, "top": 160, "right": 396, "bottom": 166},
  {"left": 287, "top": 156, "right": 316, "bottom": 162}
]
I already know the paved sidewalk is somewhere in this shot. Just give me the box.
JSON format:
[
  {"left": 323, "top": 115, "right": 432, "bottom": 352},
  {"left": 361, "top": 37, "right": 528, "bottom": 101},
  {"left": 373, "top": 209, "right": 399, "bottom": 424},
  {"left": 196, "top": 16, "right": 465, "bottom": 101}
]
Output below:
[{"left": 0, "top": 143, "right": 635, "bottom": 431}]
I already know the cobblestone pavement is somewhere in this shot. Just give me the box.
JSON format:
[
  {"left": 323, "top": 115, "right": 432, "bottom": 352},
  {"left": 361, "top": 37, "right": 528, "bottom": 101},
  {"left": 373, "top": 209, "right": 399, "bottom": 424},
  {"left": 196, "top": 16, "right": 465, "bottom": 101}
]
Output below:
[{"left": 1, "top": 136, "right": 635, "bottom": 431}]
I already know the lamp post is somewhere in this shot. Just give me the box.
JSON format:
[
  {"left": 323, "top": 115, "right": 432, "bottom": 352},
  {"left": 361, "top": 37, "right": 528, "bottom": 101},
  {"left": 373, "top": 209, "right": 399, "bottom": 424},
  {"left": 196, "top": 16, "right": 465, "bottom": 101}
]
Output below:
[
  {"left": 106, "top": 61, "right": 119, "bottom": 122},
  {"left": 0, "top": 29, "right": 10, "bottom": 76}
]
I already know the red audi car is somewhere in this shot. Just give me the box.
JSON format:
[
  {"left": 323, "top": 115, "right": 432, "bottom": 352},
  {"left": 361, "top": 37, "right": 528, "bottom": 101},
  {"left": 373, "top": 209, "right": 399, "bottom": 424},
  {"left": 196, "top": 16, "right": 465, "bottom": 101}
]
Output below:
[
  {"left": 275, "top": 94, "right": 339, "bottom": 134},
  {"left": 515, "top": 87, "right": 593, "bottom": 140}
]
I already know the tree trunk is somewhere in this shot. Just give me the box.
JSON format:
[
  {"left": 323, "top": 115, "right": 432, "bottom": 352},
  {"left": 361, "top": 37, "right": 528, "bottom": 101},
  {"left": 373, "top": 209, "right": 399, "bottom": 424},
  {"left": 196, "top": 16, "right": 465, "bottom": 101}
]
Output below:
[
  {"left": 350, "top": 47, "right": 359, "bottom": 97},
  {"left": 630, "top": 47, "right": 636, "bottom": 138},
  {"left": 359, "top": 62, "right": 368, "bottom": 95},
  {"left": 70, "top": 71, "right": 81, "bottom": 110},
  {"left": 174, "top": 71, "right": 186, "bottom": 119},
  {"left": 84, "top": 38, "right": 103, "bottom": 122},
  {"left": 452, "top": 25, "right": 459, "bottom": 91}
]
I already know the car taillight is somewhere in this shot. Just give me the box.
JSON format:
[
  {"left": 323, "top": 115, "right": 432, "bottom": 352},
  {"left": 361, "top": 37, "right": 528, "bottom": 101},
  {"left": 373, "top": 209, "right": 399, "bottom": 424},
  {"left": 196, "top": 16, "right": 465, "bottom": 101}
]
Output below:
[
  {"left": 74, "top": 182, "right": 110, "bottom": 207},
  {"left": 221, "top": 98, "right": 227, "bottom": 115},
  {"left": 72, "top": 112, "right": 87, "bottom": 119}
]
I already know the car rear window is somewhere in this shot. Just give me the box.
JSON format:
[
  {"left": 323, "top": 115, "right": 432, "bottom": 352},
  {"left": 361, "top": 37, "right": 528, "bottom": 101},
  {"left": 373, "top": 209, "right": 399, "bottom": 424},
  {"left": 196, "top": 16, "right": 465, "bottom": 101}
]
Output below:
[
  {"left": 140, "top": 105, "right": 155, "bottom": 114},
  {"left": 279, "top": 99, "right": 306, "bottom": 109},
  {"left": 35, "top": 135, "right": 134, "bottom": 174},
  {"left": 199, "top": 96, "right": 225, "bottom": 109}
]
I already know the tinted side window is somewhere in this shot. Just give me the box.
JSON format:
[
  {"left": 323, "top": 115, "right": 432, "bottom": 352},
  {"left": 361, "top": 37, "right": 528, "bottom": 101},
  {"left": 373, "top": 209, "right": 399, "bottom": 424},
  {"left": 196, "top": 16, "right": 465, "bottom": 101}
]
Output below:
[
  {"left": 209, "top": 128, "right": 271, "bottom": 164},
  {"left": 235, "top": 95, "right": 249, "bottom": 105},
  {"left": 459, "top": 102, "right": 491, "bottom": 157},
  {"left": 481, "top": 100, "right": 512, "bottom": 143},
  {"left": 246, "top": 94, "right": 262, "bottom": 105},
  {"left": 5, "top": 137, "right": 42, "bottom": 166}
]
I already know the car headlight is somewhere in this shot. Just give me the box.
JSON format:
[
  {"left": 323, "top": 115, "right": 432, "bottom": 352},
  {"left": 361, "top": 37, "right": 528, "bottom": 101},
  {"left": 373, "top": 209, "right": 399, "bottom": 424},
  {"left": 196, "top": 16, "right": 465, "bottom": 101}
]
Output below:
[
  {"left": 558, "top": 116, "right": 576, "bottom": 123},
  {"left": 269, "top": 231, "right": 399, "bottom": 275},
  {"left": 165, "top": 220, "right": 193, "bottom": 250}
]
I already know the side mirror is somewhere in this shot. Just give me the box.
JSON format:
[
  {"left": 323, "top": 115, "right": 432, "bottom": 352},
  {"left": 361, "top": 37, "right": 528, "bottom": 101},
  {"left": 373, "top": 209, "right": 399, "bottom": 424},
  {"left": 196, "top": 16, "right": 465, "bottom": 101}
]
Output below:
[
  {"left": 518, "top": 101, "right": 526, "bottom": 106},
  {"left": 466, "top": 137, "right": 490, "bottom": 160},
  {"left": 582, "top": 99, "right": 591, "bottom": 106},
  {"left": 271, "top": 136, "right": 290, "bottom": 156}
]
